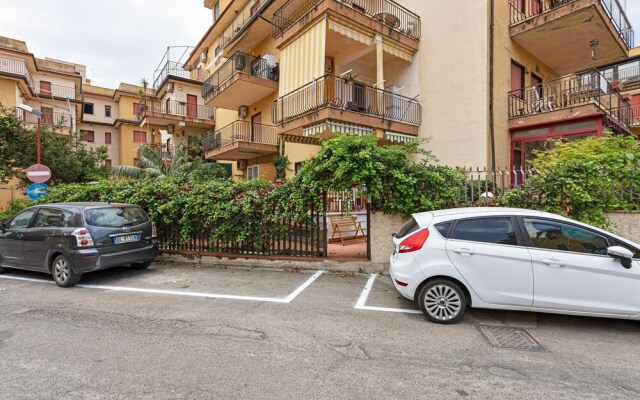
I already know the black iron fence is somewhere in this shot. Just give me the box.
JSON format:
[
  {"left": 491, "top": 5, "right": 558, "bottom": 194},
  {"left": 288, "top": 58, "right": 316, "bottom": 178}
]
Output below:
[
  {"left": 508, "top": 69, "right": 631, "bottom": 129},
  {"left": 153, "top": 61, "right": 201, "bottom": 90},
  {"left": 202, "top": 52, "right": 278, "bottom": 101},
  {"left": 272, "top": 0, "right": 420, "bottom": 40},
  {"left": 220, "top": 0, "right": 270, "bottom": 48},
  {"left": 326, "top": 188, "right": 367, "bottom": 213},
  {"left": 138, "top": 143, "right": 174, "bottom": 161},
  {"left": 136, "top": 97, "right": 215, "bottom": 121},
  {"left": 202, "top": 121, "right": 278, "bottom": 153},
  {"left": 509, "top": 0, "right": 634, "bottom": 48},
  {"left": 157, "top": 197, "right": 327, "bottom": 258},
  {"left": 272, "top": 74, "right": 421, "bottom": 125},
  {"left": 602, "top": 64, "right": 640, "bottom": 84}
]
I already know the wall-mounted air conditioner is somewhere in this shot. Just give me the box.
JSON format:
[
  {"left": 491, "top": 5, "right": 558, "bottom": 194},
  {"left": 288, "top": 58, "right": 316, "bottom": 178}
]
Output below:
[
  {"left": 237, "top": 159, "right": 248, "bottom": 171},
  {"left": 238, "top": 105, "right": 248, "bottom": 119}
]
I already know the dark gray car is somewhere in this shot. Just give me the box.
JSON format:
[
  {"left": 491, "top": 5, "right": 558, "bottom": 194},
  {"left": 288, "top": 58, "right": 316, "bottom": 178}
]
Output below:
[{"left": 0, "top": 202, "right": 159, "bottom": 287}]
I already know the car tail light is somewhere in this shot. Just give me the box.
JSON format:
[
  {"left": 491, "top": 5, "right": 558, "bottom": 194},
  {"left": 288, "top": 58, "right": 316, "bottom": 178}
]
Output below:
[
  {"left": 72, "top": 228, "right": 94, "bottom": 248},
  {"left": 151, "top": 222, "right": 157, "bottom": 238},
  {"left": 399, "top": 228, "right": 429, "bottom": 253}
]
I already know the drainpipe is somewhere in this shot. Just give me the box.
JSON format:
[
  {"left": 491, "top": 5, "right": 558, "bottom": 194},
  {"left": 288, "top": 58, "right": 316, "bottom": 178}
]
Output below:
[{"left": 489, "top": 0, "right": 496, "bottom": 171}]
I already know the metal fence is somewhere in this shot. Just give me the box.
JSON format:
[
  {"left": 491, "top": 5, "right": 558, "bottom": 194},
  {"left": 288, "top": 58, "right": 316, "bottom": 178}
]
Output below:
[
  {"left": 220, "top": 0, "right": 270, "bottom": 48},
  {"left": 202, "top": 52, "right": 278, "bottom": 101},
  {"left": 202, "top": 121, "right": 278, "bottom": 153},
  {"left": 157, "top": 197, "right": 327, "bottom": 258},
  {"left": 136, "top": 97, "right": 215, "bottom": 121},
  {"left": 326, "top": 188, "right": 367, "bottom": 213},
  {"left": 272, "top": 74, "right": 421, "bottom": 125}
]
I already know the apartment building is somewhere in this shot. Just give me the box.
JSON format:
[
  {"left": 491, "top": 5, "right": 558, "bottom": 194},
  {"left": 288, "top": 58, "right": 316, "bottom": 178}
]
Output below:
[{"left": 184, "top": 0, "right": 635, "bottom": 180}]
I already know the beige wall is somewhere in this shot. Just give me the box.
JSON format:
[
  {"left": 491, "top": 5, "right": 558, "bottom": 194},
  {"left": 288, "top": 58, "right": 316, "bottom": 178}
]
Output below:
[
  {"left": 369, "top": 212, "right": 405, "bottom": 264},
  {"left": 407, "top": 0, "right": 491, "bottom": 168},
  {"left": 0, "top": 178, "right": 26, "bottom": 208},
  {"left": 0, "top": 78, "right": 17, "bottom": 108},
  {"left": 284, "top": 142, "right": 319, "bottom": 179},
  {"left": 77, "top": 123, "right": 120, "bottom": 166},
  {"left": 82, "top": 94, "right": 118, "bottom": 125},
  {"left": 606, "top": 211, "right": 640, "bottom": 244},
  {"left": 118, "top": 124, "right": 145, "bottom": 166}
]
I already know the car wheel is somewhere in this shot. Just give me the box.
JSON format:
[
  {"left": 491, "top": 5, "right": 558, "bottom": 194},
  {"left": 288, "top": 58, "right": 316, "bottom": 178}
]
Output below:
[
  {"left": 0, "top": 266, "right": 7, "bottom": 273},
  {"left": 418, "top": 279, "right": 467, "bottom": 324},
  {"left": 52, "top": 255, "right": 81, "bottom": 287},
  {"left": 131, "top": 261, "right": 152, "bottom": 270}
]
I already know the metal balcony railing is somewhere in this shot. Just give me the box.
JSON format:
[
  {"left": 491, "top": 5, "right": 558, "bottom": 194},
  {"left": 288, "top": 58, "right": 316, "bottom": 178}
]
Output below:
[
  {"left": 16, "top": 108, "right": 73, "bottom": 128},
  {"left": 220, "top": 0, "right": 271, "bottom": 49},
  {"left": 272, "top": 0, "right": 420, "bottom": 40},
  {"left": 32, "top": 81, "right": 80, "bottom": 100},
  {"left": 138, "top": 143, "right": 174, "bottom": 161},
  {"left": 153, "top": 61, "right": 196, "bottom": 90},
  {"left": 0, "top": 56, "right": 34, "bottom": 86},
  {"left": 202, "top": 121, "right": 278, "bottom": 153},
  {"left": 272, "top": 74, "right": 421, "bottom": 125},
  {"left": 136, "top": 97, "right": 215, "bottom": 121},
  {"left": 601, "top": 64, "right": 640, "bottom": 84},
  {"left": 508, "top": 69, "right": 632, "bottom": 129},
  {"left": 631, "top": 105, "right": 640, "bottom": 128},
  {"left": 201, "top": 52, "right": 279, "bottom": 101},
  {"left": 509, "top": 0, "right": 634, "bottom": 48}
]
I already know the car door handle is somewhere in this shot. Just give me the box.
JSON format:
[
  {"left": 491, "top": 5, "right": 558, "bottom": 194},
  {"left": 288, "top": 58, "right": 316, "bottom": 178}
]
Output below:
[
  {"left": 453, "top": 248, "right": 475, "bottom": 256},
  {"left": 542, "top": 258, "right": 566, "bottom": 267}
]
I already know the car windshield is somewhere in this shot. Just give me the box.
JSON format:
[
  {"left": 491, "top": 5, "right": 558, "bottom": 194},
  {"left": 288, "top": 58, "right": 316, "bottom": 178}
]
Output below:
[
  {"left": 84, "top": 206, "right": 149, "bottom": 228},
  {"left": 397, "top": 217, "right": 420, "bottom": 238}
]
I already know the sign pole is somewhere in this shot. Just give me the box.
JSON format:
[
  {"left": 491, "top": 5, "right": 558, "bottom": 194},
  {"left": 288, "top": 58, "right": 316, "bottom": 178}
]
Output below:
[{"left": 37, "top": 116, "right": 41, "bottom": 164}]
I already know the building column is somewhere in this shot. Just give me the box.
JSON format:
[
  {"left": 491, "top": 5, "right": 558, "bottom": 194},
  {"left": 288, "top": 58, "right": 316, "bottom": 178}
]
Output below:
[{"left": 375, "top": 35, "right": 384, "bottom": 90}]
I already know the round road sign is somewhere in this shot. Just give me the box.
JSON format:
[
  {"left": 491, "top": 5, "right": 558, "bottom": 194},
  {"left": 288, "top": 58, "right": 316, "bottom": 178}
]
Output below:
[
  {"left": 26, "top": 183, "right": 49, "bottom": 201},
  {"left": 26, "top": 164, "right": 51, "bottom": 183}
]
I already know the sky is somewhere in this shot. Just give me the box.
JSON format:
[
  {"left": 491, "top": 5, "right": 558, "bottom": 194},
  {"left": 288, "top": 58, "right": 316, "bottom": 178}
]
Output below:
[{"left": 0, "top": 0, "right": 638, "bottom": 89}]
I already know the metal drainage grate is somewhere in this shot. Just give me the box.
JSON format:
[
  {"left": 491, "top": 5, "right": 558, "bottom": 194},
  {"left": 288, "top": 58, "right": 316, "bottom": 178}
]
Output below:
[{"left": 476, "top": 324, "right": 547, "bottom": 352}]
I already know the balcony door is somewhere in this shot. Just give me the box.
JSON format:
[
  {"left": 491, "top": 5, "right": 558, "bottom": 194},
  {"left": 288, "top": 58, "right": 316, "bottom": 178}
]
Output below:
[
  {"left": 41, "top": 107, "right": 53, "bottom": 125},
  {"left": 251, "top": 113, "right": 262, "bottom": 143},
  {"left": 187, "top": 94, "right": 197, "bottom": 118}
]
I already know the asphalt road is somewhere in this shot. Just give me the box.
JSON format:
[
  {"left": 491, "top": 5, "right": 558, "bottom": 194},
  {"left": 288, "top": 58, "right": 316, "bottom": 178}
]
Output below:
[{"left": 0, "top": 263, "right": 639, "bottom": 400}]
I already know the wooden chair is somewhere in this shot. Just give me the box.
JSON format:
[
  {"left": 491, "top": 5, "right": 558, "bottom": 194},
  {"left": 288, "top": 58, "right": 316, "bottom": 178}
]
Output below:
[{"left": 330, "top": 215, "right": 366, "bottom": 245}]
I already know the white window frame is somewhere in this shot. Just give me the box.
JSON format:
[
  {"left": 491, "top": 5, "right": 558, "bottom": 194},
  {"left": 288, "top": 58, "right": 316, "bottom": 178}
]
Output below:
[{"left": 247, "top": 165, "right": 259, "bottom": 180}]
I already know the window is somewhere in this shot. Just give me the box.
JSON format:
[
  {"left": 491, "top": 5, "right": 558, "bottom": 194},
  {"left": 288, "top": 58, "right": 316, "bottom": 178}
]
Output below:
[
  {"left": 33, "top": 208, "right": 75, "bottom": 228},
  {"left": 511, "top": 61, "right": 525, "bottom": 98},
  {"left": 104, "top": 132, "right": 112, "bottom": 145},
  {"left": 397, "top": 217, "right": 420, "bottom": 238},
  {"left": 294, "top": 162, "right": 304, "bottom": 174},
  {"left": 8, "top": 209, "right": 35, "bottom": 229},
  {"left": 105, "top": 159, "right": 112, "bottom": 168},
  {"left": 39, "top": 81, "right": 52, "bottom": 96},
  {"left": 247, "top": 165, "right": 259, "bottom": 180},
  {"left": 213, "top": 1, "right": 220, "bottom": 21},
  {"left": 434, "top": 221, "right": 453, "bottom": 238},
  {"left": 84, "top": 103, "right": 94, "bottom": 115},
  {"left": 133, "top": 103, "right": 140, "bottom": 114},
  {"left": 84, "top": 206, "right": 149, "bottom": 228},
  {"left": 133, "top": 131, "right": 146, "bottom": 143},
  {"left": 451, "top": 217, "right": 518, "bottom": 245},
  {"left": 81, "top": 130, "right": 95, "bottom": 142},
  {"left": 105, "top": 105, "right": 111, "bottom": 117},
  {"left": 523, "top": 218, "right": 609, "bottom": 255},
  {"left": 215, "top": 46, "right": 222, "bottom": 58}
]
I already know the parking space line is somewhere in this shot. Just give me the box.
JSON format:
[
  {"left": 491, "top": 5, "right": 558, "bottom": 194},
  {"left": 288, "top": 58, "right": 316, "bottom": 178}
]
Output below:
[
  {"left": 0, "top": 270, "right": 324, "bottom": 304},
  {"left": 354, "top": 274, "right": 423, "bottom": 315}
]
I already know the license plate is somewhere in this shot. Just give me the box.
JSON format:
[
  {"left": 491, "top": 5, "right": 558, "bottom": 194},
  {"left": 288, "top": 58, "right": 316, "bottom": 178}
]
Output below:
[{"left": 113, "top": 234, "right": 140, "bottom": 244}]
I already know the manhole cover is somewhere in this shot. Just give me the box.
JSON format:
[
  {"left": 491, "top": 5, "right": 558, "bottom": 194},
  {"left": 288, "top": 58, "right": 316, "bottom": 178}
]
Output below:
[{"left": 476, "top": 324, "right": 547, "bottom": 352}]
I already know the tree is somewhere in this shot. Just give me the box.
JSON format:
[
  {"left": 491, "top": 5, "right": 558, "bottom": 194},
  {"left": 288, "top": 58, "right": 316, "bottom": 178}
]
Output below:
[
  {"left": 111, "top": 142, "right": 229, "bottom": 181},
  {"left": 0, "top": 105, "right": 109, "bottom": 186}
]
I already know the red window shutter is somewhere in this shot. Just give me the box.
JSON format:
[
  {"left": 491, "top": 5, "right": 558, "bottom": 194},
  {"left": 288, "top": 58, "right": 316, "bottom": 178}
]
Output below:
[
  {"left": 105, "top": 132, "right": 112, "bottom": 144},
  {"left": 40, "top": 81, "right": 52, "bottom": 96},
  {"left": 511, "top": 62, "right": 524, "bottom": 95},
  {"left": 133, "top": 131, "right": 146, "bottom": 143},
  {"left": 105, "top": 159, "right": 112, "bottom": 168}
]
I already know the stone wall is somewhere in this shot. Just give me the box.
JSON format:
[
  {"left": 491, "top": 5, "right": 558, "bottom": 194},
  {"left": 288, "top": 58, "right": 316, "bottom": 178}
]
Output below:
[
  {"left": 605, "top": 211, "right": 640, "bottom": 243},
  {"left": 369, "top": 212, "right": 407, "bottom": 264}
]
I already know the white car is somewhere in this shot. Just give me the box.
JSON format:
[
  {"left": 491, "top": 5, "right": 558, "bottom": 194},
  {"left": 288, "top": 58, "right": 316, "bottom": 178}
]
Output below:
[{"left": 390, "top": 207, "right": 640, "bottom": 324}]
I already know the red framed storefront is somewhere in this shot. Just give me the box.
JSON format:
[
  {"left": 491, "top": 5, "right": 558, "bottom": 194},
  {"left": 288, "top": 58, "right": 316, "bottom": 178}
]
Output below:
[{"left": 510, "top": 115, "right": 606, "bottom": 172}]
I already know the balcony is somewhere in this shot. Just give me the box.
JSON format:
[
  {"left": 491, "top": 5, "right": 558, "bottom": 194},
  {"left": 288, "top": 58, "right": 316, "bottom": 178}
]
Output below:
[
  {"left": 509, "top": 0, "right": 634, "bottom": 75},
  {"left": 0, "top": 56, "right": 34, "bottom": 86},
  {"left": 16, "top": 108, "right": 73, "bottom": 129},
  {"left": 631, "top": 105, "right": 640, "bottom": 128},
  {"left": 508, "top": 69, "right": 632, "bottom": 135},
  {"left": 32, "top": 81, "right": 81, "bottom": 101},
  {"left": 202, "top": 52, "right": 279, "bottom": 109},
  {"left": 152, "top": 47, "right": 206, "bottom": 91},
  {"left": 202, "top": 121, "right": 278, "bottom": 160},
  {"left": 272, "top": 74, "right": 421, "bottom": 135},
  {"left": 272, "top": 0, "right": 420, "bottom": 44},
  {"left": 219, "top": 0, "right": 272, "bottom": 56},
  {"left": 137, "top": 143, "right": 174, "bottom": 162},
  {"left": 136, "top": 97, "right": 215, "bottom": 128}
]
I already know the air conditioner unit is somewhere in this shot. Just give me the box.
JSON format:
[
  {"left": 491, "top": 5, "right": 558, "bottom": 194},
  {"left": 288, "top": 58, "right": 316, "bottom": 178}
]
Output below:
[
  {"left": 234, "top": 53, "right": 246, "bottom": 70},
  {"left": 238, "top": 105, "right": 248, "bottom": 119},
  {"left": 199, "top": 49, "right": 208, "bottom": 63},
  {"left": 262, "top": 53, "right": 277, "bottom": 67},
  {"left": 167, "top": 124, "right": 175, "bottom": 134},
  {"left": 237, "top": 159, "right": 248, "bottom": 171},
  {"left": 167, "top": 82, "right": 174, "bottom": 93}
]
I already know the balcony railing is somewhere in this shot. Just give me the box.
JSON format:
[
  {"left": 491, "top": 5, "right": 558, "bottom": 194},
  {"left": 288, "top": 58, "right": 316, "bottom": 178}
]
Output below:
[
  {"left": 631, "top": 105, "right": 640, "bottom": 128},
  {"left": 0, "top": 56, "right": 34, "bottom": 86},
  {"left": 202, "top": 52, "right": 279, "bottom": 101},
  {"left": 220, "top": 0, "right": 270, "bottom": 49},
  {"left": 32, "top": 81, "right": 80, "bottom": 100},
  {"left": 153, "top": 61, "right": 203, "bottom": 90},
  {"left": 601, "top": 64, "right": 640, "bottom": 84},
  {"left": 272, "top": 74, "right": 421, "bottom": 125},
  {"left": 136, "top": 97, "right": 215, "bottom": 121},
  {"left": 138, "top": 143, "right": 174, "bottom": 161},
  {"left": 508, "top": 69, "right": 631, "bottom": 128},
  {"left": 272, "top": 0, "right": 420, "bottom": 40},
  {"left": 202, "top": 121, "right": 278, "bottom": 153},
  {"left": 509, "top": 0, "right": 634, "bottom": 48},
  {"left": 17, "top": 108, "right": 73, "bottom": 128}
]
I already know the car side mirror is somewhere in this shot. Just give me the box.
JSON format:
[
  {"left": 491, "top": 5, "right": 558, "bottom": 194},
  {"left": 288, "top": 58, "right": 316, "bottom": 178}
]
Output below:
[{"left": 607, "top": 246, "right": 634, "bottom": 269}]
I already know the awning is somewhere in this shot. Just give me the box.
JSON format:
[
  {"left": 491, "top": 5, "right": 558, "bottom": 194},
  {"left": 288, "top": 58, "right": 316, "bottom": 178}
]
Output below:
[
  {"left": 328, "top": 15, "right": 374, "bottom": 46},
  {"left": 303, "top": 120, "right": 375, "bottom": 137},
  {"left": 279, "top": 18, "right": 327, "bottom": 95},
  {"left": 385, "top": 131, "right": 417, "bottom": 143},
  {"left": 382, "top": 41, "right": 413, "bottom": 62}
]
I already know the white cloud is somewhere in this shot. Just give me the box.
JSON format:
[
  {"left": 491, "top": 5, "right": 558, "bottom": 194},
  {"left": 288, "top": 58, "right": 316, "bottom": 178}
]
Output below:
[{"left": 0, "top": 0, "right": 211, "bottom": 88}]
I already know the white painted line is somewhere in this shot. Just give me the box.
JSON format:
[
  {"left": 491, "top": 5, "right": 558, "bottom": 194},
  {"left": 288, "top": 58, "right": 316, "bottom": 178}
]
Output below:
[
  {"left": 26, "top": 171, "right": 50, "bottom": 177},
  {"left": 0, "top": 270, "right": 324, "bottom": 304},
  {"left": 354, "top": 273, "right": 423, "bottom": 315}
]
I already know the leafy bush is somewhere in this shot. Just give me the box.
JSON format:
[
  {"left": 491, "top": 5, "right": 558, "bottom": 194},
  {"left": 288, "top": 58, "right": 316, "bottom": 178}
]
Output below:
[{"left": 0, "top": 199, "right": 33, "bottom": 222}]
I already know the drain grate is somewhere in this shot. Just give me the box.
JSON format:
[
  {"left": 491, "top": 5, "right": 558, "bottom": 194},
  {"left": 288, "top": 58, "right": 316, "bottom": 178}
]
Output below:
[{"left": 476, "top": 324, "right": 547, "bottom": 352}]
